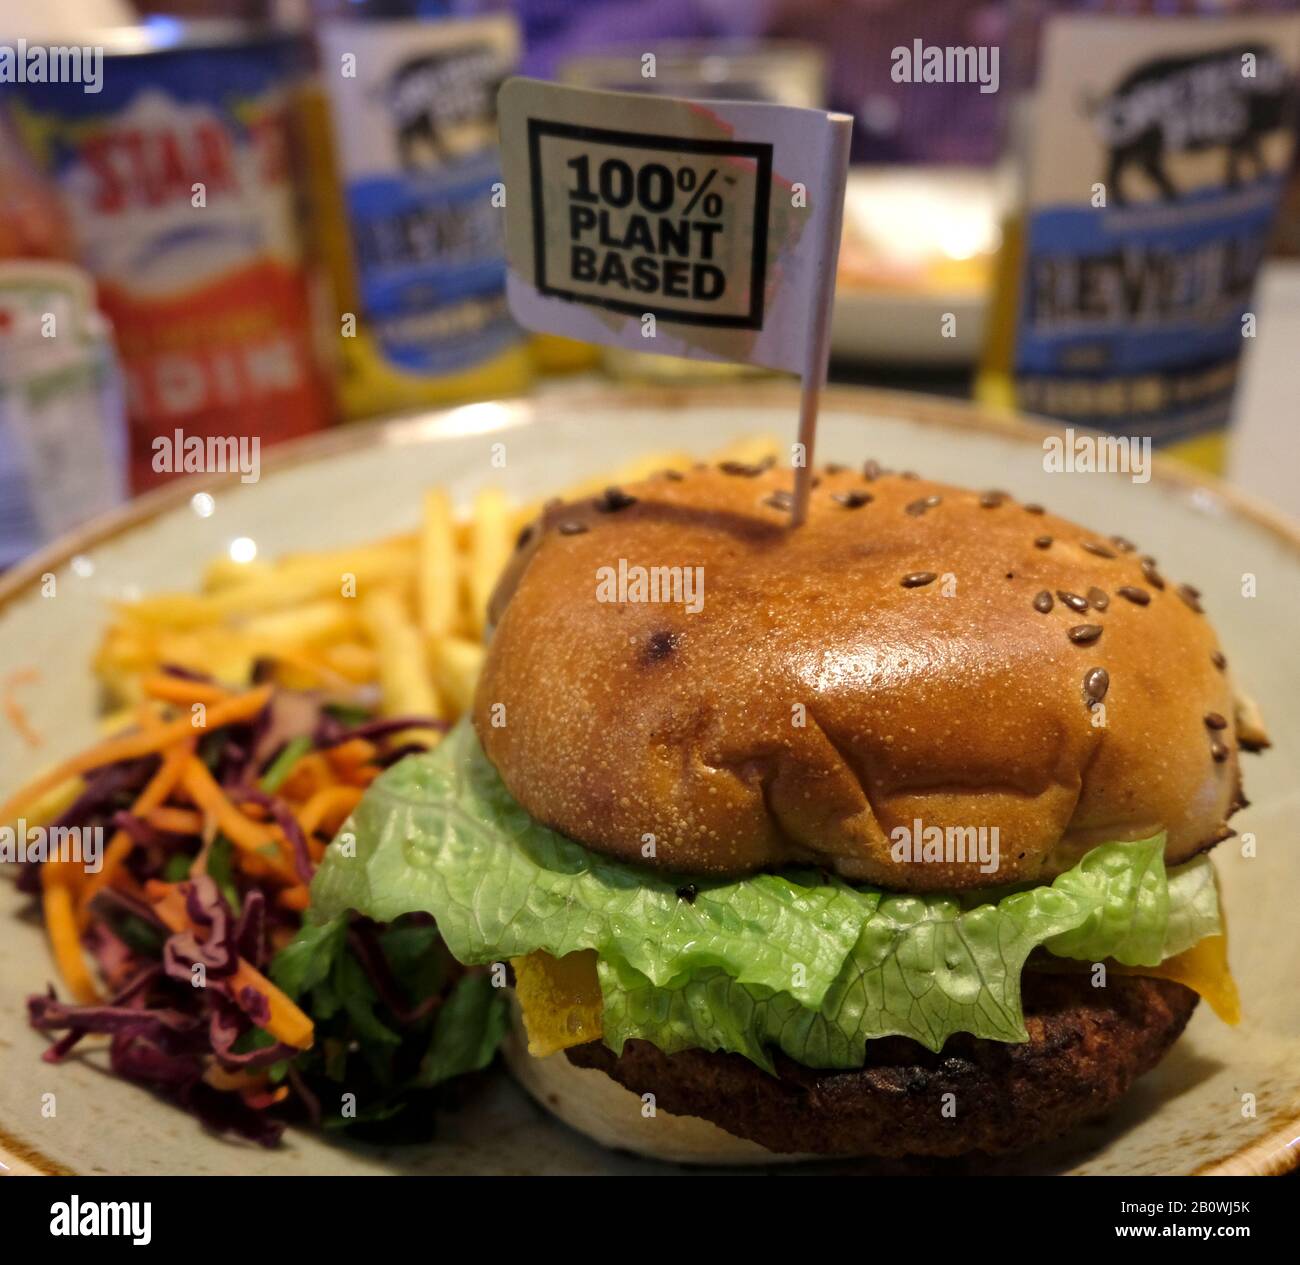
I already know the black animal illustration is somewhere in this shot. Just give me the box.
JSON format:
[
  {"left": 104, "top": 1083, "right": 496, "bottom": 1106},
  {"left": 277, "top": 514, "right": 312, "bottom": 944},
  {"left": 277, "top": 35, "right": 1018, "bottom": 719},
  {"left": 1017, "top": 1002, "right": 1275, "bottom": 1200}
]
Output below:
[
  {"left": 383, "top": 46, "right": 504, "bottom": 171},
  {"left": 1091, "top": 44, "right": 1296, "bottom": 205}
]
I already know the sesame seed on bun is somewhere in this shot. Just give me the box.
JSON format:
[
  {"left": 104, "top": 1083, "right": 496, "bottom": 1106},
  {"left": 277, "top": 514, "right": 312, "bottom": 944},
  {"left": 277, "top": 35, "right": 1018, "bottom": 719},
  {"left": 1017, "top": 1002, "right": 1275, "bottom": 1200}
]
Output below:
[{"left": 475, "top": 463, "right": 1248, "bottom": 889}]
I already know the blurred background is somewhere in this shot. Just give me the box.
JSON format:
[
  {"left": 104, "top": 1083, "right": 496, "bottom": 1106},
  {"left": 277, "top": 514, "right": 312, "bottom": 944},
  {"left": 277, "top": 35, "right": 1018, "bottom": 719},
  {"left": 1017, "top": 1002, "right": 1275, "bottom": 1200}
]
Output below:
[{"left": 2, "top": 0, "right": 1298, "bottom": 569}]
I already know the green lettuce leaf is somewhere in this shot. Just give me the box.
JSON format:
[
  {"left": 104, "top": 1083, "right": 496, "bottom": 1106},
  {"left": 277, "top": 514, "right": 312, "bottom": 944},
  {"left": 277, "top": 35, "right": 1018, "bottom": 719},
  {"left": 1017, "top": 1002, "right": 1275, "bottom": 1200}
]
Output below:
[
  {"left": 415, "top": 974, "right": 511, "bottom": 1089},
  {"left": 307, "top": 720, "right": 1223, "bottom": 1072},
  {"left": 310, "top": 720, "right": 876, "bottom": 1009}
]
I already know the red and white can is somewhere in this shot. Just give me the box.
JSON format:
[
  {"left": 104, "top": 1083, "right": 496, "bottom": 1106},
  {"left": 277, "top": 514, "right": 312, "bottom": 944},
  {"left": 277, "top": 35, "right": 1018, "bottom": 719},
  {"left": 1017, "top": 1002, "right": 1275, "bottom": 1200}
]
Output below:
[{"left": 6, "top": 22, "right": 332, "bottom": 491}]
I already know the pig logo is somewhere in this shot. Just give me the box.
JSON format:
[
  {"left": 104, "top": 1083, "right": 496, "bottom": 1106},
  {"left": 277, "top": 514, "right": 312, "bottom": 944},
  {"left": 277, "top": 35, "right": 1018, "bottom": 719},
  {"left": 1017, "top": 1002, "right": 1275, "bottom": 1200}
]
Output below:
[
  {"left": 382, "top": 47, "right": 504, "bottom": 171},
  {"left": 1091, "top": 44, "right": 1296, "bottom": 206}
]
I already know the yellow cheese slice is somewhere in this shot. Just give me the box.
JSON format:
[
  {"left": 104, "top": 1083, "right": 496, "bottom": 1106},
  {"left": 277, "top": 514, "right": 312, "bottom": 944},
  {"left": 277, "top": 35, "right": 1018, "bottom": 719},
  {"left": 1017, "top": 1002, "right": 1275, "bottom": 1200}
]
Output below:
[
  {"left": 1112, "top": 933, "right": 1240, "bottom": 1025},
  {"left": 511, "top": 949, "right": 603, "bottom": 1057}
]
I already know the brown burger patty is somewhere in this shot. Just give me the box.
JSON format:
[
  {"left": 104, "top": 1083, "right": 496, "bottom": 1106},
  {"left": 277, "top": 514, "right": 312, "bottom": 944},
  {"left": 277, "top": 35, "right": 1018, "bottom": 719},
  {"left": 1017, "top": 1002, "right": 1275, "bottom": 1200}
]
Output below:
[{"left": 564, "top": 972, "right": 1199, "bottom": 1157}]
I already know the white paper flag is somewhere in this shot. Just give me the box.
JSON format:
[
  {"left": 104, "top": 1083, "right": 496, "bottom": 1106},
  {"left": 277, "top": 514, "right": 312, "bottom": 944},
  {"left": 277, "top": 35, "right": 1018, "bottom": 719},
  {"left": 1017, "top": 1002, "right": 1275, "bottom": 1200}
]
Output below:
[{"left": 498, "top": 78, "right": 852, "bottom": 377}]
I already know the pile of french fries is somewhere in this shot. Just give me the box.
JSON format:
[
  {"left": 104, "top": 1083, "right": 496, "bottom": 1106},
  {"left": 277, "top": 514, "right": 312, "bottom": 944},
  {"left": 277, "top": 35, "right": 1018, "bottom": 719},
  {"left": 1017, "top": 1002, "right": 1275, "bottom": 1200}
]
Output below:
[{"left": 95, "top": 436, "right": 781, "bottom": 731}]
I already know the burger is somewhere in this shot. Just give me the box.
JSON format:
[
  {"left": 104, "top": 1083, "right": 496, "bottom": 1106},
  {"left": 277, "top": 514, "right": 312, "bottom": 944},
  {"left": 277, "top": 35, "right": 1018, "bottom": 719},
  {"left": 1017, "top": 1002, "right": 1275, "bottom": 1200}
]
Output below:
[{"left": 308, "top": 458, "right": 1265, "bottom": 1164}]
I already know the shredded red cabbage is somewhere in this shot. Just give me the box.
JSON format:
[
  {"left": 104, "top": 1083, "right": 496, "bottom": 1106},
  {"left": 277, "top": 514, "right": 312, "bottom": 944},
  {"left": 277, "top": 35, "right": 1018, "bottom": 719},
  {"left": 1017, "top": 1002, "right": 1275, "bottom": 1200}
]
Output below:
[
  {"left": 18, "top": 684, "right": 477, "bottom": 1148},
  {"left": 233, "top": 787, "right": 315, "bottom": 884}
]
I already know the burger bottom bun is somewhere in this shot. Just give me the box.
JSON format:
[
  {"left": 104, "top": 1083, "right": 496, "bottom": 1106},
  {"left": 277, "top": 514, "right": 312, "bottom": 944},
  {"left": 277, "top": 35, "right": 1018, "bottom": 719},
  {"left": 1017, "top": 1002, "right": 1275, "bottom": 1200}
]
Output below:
[
  {"left": 506, "top": 974, "right": 1198, "bottom": 1164},
  {"left": 502, "top": 1006, "right": 807, "bottom": 1165}
]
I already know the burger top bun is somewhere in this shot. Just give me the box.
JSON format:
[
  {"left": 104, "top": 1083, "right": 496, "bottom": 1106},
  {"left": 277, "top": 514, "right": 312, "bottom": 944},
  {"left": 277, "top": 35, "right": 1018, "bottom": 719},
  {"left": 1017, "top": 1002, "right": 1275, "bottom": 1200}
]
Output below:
[{"left": 473, "top": 461, "right": 1248, "bottom": 889}]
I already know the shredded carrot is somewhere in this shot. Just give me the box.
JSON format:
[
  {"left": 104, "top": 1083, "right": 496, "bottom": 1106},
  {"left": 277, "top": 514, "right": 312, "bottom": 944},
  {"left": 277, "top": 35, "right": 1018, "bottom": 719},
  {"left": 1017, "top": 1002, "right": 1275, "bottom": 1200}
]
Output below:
[
  {"left": 145, "top": 880, "right": 313, "bottom": 1049},
  {"left": 179, "top": 759, "right": 276, "bottom": 854},
  {"left": 42, "top": 884, "right": 99, "bottom": 1004},
  {"left": 296, "top": 785, "right": 363, "bottom": 839},
  {"left": 178, "top": 760, "right": 299, "bottom": 884},
  {"left": 241, "top": 1084, "right": 290, "bottom": 1109},
  {"left": 276, "top": 885, "right": 311, "bottom": 912},
  {"left": 141, "top": 673, "right": 230, "bottom": 707},
  {"left": 203, "top": 1066, "right": 269, "bottom": 1092},
  {"left": 324, "top": 738, "right": 376, "bottom": 775},
  {"left": 144, "top": 879, "right": 188, "bottom": 927},
  {"left": 238, "top": 852, "right": 275, "bottom": 879},
  {"left": 230, "top": 959, "right": 313, "bottom": 1048},
  {"left": 77, "top": 741, "right": 194, "bottom": 925},
  {"left": 280, "top": 753, "right": 335, "bottom": 802},
  {"left": 2, "top": 667, "right": 43, "bottom": 749},
  {"left": 148, "top": 806, "right": 205, "bottom": 835},
  {"left": 40, "top": 846, "right": 85, "bottom": 894},
  {"left": 0, "top": 684, "right": 272, "bottom": 825}
]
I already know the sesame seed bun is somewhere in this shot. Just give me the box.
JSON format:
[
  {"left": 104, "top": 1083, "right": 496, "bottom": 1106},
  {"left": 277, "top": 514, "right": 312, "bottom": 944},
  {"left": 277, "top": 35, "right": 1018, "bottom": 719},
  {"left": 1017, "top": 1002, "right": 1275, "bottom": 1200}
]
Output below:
[{"left": 474, "top": 462, "right": 1249, "bottom": 888}]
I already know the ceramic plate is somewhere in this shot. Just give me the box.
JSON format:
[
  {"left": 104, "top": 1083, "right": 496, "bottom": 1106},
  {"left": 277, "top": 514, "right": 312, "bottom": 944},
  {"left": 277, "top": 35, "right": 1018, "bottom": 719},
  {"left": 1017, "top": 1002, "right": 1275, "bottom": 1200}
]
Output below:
[{"left": 1, "top": 384, "right": 1297, "bottom": 1176}]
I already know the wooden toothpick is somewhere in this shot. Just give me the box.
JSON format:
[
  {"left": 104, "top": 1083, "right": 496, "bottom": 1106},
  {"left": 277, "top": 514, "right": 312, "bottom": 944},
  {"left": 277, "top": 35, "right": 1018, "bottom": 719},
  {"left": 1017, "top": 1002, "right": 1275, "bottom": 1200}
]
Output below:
[{"left": 787, "top": 112, "right": 853, "bottom": 530}]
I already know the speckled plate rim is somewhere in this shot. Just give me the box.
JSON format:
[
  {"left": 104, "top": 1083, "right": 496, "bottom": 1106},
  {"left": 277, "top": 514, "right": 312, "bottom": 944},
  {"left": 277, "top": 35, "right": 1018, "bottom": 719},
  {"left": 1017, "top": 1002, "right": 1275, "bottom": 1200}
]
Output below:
[{"left": 2, "top": 383, "right": 1297, "bottom": 1178}]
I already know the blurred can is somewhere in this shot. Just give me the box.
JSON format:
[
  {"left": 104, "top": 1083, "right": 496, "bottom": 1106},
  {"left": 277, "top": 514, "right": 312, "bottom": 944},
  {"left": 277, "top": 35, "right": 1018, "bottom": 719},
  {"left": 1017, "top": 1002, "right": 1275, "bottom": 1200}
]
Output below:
[
  {"left": 307, "top": 1, "right": 531, "bottom": 418},
  {"left": 4, "top": 21, "right": 331, "bottom": 491},
  {"left": 0, "top": 261, "right": 127, "bottom": 568},
  {"left": 978, "top": 5, "right": 1300, "bottom": 474}
]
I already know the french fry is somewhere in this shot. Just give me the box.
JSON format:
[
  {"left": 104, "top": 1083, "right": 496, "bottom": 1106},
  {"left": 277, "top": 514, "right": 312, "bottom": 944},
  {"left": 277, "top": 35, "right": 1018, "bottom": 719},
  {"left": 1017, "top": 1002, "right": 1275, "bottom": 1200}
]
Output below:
[
  {"left": 321, "top": 642, "right": 379, "bottom": 682},
  {"left": 428, "top": 635, "right": 486, "bottom": 715},
  {"left": 608, "top": 448, "right": 696, "bottom": 484},
  {"left": 246, "top": 647, "right": 353, "bottom": 692},
  {"left": 564, "top": 449, "right": 695, "bottom": 502},
  {"left": 468, "top": 488, "right": 513, "bottom": 639},
  {"left": 358, "top": 590, "right": 441, "bottom": 721},
  {"left": 90, "top": 442, "right": 775, "bottom": 720},
  {"left": 241, "top": 601, "right": 359, "bottom": 648},
  {"left": 94, "top": 624, "right": 159, "bottom": 675},
  {"left": 707, "top": 434, "right": 781, "bottom": 467},
  {"left": 417, "top": 488, "right": 459, "bottom": 640},
  {"left": 515, "top": 449, "right": 694, "bottom": 529},
  {"left": 119, "top": 548, "right": 415, "bottom": 629},
  {"left": 202, "top": 556, "right": 272, "bottom": 592},
  {"left": 152, "top": 631, "right": 256, "bottom": 689}
]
